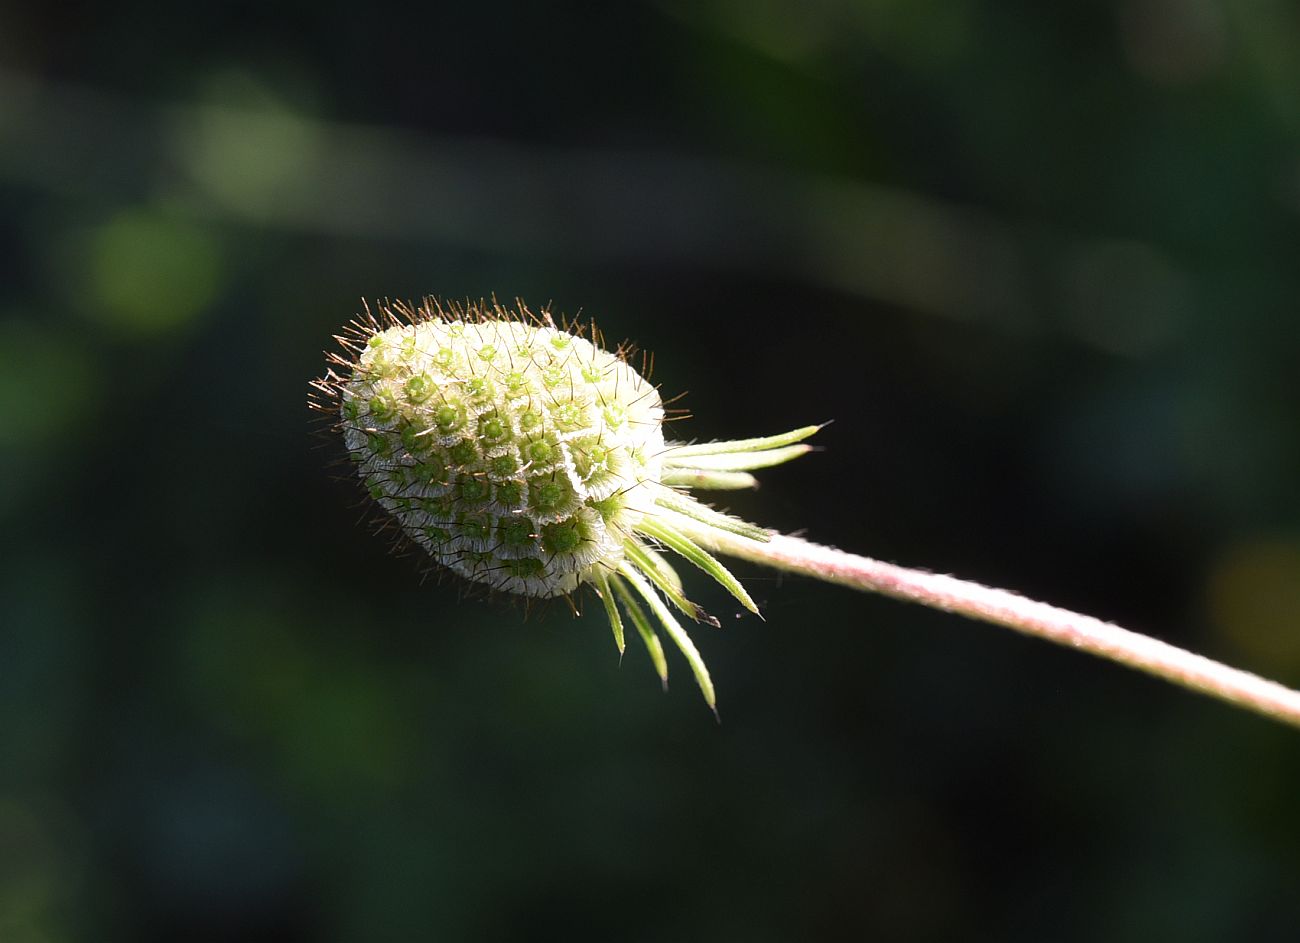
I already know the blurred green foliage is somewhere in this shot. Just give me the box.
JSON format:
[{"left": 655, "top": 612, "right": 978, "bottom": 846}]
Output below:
[{"left": 1, "top": 1, "right": 1298, "bottom": 941}]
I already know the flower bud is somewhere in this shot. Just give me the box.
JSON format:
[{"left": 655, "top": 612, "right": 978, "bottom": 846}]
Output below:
[{"left": 314, "top": 299, "right": 820, "bottom": 711}]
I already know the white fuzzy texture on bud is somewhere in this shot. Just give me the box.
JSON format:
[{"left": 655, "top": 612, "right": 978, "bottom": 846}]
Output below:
[{"left": 340, "top": 316, "right": 665, "bottom": 597}]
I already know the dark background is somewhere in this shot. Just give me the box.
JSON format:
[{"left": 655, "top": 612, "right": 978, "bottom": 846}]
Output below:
[{"left": 2, "top": 2, "right": 1299, "bottom": 941}]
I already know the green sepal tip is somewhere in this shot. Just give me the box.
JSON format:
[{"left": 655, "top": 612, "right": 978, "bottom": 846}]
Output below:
[
  {"left": 664, "top": 423, "right": 824, "bottom": 459},
  {"left": 663, "top": 443, "right": 811, "bottom": 473},
  {"left": 624, "top": 539, "right": 718, "bottom": 627},
  {"left": 660, "top": 469, "right": 759, "bottom": 490},
  {"left": 619, "top": 564, "right": 717, "bottom": 713},
  {"left": 610, "top": 574, "right": 669, "bottom": 688},
  {"left": 636, "top": 517, "right": 760, "bottom": 616},
  {"left": 591, "top": 569, "right": 625, "bottom": 656},
  {"left": 654, "top": 489, "right": 771, "bottom": 543}
]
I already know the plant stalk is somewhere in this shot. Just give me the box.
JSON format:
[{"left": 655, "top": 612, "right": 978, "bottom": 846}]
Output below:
[{"left": 684, "top": 529, "right": 1300, "bottom": 730}]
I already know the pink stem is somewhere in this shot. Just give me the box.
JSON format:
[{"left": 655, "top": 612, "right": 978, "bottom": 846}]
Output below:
[{"left": 690, "top": 529, "right": 1300, "bottom": 730}]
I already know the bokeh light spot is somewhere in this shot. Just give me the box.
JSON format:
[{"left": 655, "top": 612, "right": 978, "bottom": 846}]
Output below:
[
  {"left": 0, "top": 797, "right": 77, "bottom": 942},
  {"left": 171, "top": 71, "right": 322, "bottom": 216},
  {"left": 1059, "top": 240, "right": 1188, "bottom": 356},
  {"left": 1207, "top": 537, "right": 1300, "bottom": 672},
  {"left": 0, "top": 318, "right": 97, "bottom": 450},
  {"left": 88, "top": 210, "right": 221, "bottom": 336}
]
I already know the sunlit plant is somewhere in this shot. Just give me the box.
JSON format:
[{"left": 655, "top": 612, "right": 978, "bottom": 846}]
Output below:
[{"left": 313, "top": 299, "right": 1300, "bottom": 728}]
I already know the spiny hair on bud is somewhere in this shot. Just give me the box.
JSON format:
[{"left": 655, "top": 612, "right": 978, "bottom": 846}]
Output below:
[{"left": 312, "top": 297, "right": 822, "bottom": 713}]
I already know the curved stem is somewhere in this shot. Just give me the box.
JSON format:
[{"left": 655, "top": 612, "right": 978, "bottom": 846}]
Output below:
[{"left": 683, "top": 528, "right": 1300, "bottom": 731}]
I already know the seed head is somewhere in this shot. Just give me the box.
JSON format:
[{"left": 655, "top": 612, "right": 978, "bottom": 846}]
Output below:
[{"left": 313, "top": 299, "right": 819, "bottom": 712}]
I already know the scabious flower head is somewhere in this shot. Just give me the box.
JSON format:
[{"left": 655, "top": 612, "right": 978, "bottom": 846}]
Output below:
[{"left": 312, "top": 299, "right": 818, "bottom": 712}]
